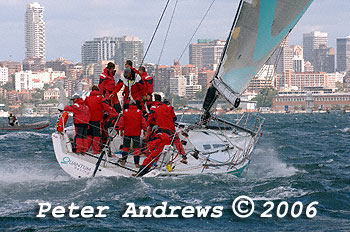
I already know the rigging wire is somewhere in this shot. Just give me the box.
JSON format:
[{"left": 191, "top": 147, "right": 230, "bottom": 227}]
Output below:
[
  {"left": 141, "top": 0, "right": 171, "bottom": 66},
  {"left": 157, "top": 0, "right": 179, "bottom": 65},
  {"left": 177, "top": 0, "right": 216, "bottom": 62}
]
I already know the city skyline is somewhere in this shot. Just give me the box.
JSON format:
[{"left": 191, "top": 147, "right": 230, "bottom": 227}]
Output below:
[{"left": 0, "top": 0, "right": 349, "bottom": 65}]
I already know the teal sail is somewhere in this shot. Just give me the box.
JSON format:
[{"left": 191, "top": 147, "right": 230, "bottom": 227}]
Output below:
[{"left": 203, "top": 0, "right": 313, "bottom": 112}]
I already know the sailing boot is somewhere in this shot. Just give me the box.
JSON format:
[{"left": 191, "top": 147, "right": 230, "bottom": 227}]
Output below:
[
  {"left": 133, "top": 148, "right": 141, "bottom": 168},
  {"left": 119, "top": 151, "right": 128, "bottom": 165}
]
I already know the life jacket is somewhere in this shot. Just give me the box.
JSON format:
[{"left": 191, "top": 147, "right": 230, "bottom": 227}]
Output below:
[
  {"left": 8, "top": 116, "right": 15, "bottom": 124},
  {"left": 147, "top": 101, "right": 163, "bottom": 126},
  {"left": 98, "top": 68, "right": 116, "bottom": 94},
  {"left": 85, "top": 90, "right": 104, "bottom": 121},
  {"left": 153, "top": 103, "right": 177, "bottom": 131},
  {"left": 140, "top": 72, "right": 153, "bottom": 96},
  {"left": 56, "top": 111, "right": 69, "bottom": 132},
  {"left": 112, "top": 74, "right": 146, "bottom": 102},
  {"left": 118, "top": 105, "right": 146, "bottom": 136},
  {"left": 64, "top": 98, "right": 91, "bottom": 124}
]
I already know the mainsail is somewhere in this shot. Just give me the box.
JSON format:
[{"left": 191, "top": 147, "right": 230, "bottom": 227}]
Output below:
[{"left": 203, "top": 0, "right": 314, "bottom": 112}]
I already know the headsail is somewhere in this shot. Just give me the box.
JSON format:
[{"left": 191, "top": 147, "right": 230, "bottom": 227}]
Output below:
[{"left": 203, "top": 0, "right": 314, "bottom": 112}]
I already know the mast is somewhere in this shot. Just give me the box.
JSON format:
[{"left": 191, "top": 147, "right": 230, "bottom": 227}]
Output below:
[{"left": 202, "top": 0, "right": 243, "bottom": 120}]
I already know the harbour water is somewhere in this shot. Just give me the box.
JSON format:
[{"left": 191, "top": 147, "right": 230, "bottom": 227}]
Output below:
[{"left": 0, "top": 113, "right": 349, "bottom": 231}]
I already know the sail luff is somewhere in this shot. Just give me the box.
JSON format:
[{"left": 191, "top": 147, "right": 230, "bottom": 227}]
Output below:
[{"left": 202, "top": 0, "right": 244, "bottom": 114}]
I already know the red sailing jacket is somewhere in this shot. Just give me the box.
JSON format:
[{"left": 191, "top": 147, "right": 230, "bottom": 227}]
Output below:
[
  {"left": 112, "top": 74, "right": 146, "bottom": 102},
  {"left": 148, "top": 103, "right": 177, "bottom": 131},
  {"left": 85, "top": 90, "right": 113, "bottom": 121},
  {"left": 56, "top": 111, "right": 69, "bottom": 132},
  {"left": 117, "top": 105, "right": 147, "bottom": 136},
  {"left": 140, "top": 71, "right": 153, "bottom": 96},
  {"left": 147, "top": 101, "right": 163, "bottom": 126},
  {"left": 98, "top": 68, "right": 116, "bottom": 94},
  {"left": 64, "top": 98, "right": 91, "bottom": 124}
]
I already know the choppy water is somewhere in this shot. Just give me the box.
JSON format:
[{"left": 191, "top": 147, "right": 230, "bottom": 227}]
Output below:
[{"left": 0, "top": 113, "right": 349, "bottom": 231}]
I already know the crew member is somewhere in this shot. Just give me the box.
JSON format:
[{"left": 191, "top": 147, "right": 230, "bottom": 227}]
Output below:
[
  {"left": 8, "top": 113, "right": 18, "bottom": 126},
  {"left": 125, "top": 60, "right": 138, "bottom": 73},
  {"left": 134, "top": 126, "right": 171, "bottom": 176},
  {"left": 85, "top": 85, "right": 115, "bottom": 154},
  {"left": 56, "top": 104, "right": 69, "bottom": 133},
  {"left": 109, "top": 68, "right": 146, "bottom": 106},
  {"left": 147, "top": 97, "right": 187, "bottom": 164},
  {"left": 64, "top": 94, "right": 91, "bottom": 153},
  {"left": 117, "top": 102, "right": 147, "bottom": 168},
  {"left": 144, "top": 94, "right": 163, "bottom": 149},
  {"left": 138, "top": 66, "right": 153, "bottom": 112},
  {"left": 98, "top": 62, "right": 121, "bottom": 113}
]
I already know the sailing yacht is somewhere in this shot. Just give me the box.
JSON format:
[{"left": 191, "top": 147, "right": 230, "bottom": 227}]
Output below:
[{"left": 52, "top": 0, "right": 314, "bottom": 178}]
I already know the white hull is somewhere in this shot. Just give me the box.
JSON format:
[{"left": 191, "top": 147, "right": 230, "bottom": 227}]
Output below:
[{"left": 53, "top": 120, "right": 261, "bottom": 179}]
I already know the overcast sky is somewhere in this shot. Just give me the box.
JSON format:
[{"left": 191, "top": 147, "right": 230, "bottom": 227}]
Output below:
[{"left": 0, "top": 0, "right": 349, "bottom": 65}]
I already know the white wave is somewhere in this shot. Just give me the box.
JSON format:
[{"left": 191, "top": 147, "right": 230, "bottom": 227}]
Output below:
[
  {"left": 0, "top": 166, "right": 70, "bottom": 183},
  {"left": 0, "top": 131, "right": 50, "bottom": 140},
  {"left": 247, "top": 146, "right": 299, "bottom": 178},
  {"left": 253, "top": 186, "right": 309, "bottom": 201},
  {"left": 340, "top": 127, "right": 350, "bottom": 133}
]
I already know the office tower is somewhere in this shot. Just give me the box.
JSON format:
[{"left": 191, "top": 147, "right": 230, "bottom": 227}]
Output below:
[
  {"left": 313, "top": 45, "right": 335, "bottom": 73},
  {"left": 274, "top": 37, "right": 293, "bottom": 74},
  {"left": 189, "top": 39, "right": 225, "bottom": 69},
  {"left": 293, "top": 55, "right": 305, "bottom": 73},
  {"left": 25, "top": 2, "right": 46, "bottom": 60},
  {"left": 81, "top": 36, "right": 144, "bottom": 68},
  {"left": 81, "top": 37, "right": 117, "bottom": 66},
  {"left": 303, "top": 31, "right": 328, "bottom": 63},
  {"left": 336, "top": 36, "right": 350, "bottom": 72},
  {"left": 115, "top": 36, "right": 144, "bottom": 68}
]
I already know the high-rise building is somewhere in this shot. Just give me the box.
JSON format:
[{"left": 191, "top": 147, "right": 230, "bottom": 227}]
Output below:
[
  {"left": 303, "top": 31, "right": 328, "bottom": 63},
  {"left": 336, "top": 36, "right": 350, "bottom": 72},
  {"left": 293, "top": 55, "right": 305, "bottom": 73},
  {"left": 153, "top": 65, "right": 174, "bottom": 93},
  {"left": 275, "top": 37, "right": 293, "bottom": 74},
  {"left": 115, "top": 36, "right": 144, "bottom": 68},
  {"left": 81, "top": 37, "right": 117, "bottom": 66},
  {"left": 313, "top": 45, "right": 335, "bottom": 73},
  {"left": 189, "top": 39, "right": 225, "bottom": 69},
  {"left": 81, "top": 36, "right": 144, "bottom": 68},
  {"left": 25, "top": 2, "right": 46, "bottom": 60}
]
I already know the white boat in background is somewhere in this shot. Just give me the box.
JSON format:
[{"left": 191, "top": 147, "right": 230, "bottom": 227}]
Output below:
[{"left": 52, "top": 0, "right": 313, "bottom": 178}]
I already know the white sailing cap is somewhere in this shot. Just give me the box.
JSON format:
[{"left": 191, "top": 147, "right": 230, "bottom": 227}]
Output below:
[{"left": 57, "top": 104, "right": 65, "bottom": 111}]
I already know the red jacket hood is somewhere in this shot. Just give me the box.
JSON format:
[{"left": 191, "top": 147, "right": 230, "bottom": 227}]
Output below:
[
  {"left": 89, "top": 90, "right": 100, "bottom": 96},
  {"left": 140, "top": 71, "right": 148, "bottom": 78},
  {"left": 103, "top": 68, "right": 114, "bottom": 78},
  {"left": 74, "top": 98, "right": 85, "bottom": 104}
]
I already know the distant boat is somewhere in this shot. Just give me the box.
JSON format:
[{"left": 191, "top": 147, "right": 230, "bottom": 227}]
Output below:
[{"left": 0, "top": 120, "right": 49, "bottom": 130}]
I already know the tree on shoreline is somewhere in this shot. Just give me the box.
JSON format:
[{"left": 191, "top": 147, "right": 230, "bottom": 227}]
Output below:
[{"left": 252, "top": 88, "right": 278, "bottom": 108}]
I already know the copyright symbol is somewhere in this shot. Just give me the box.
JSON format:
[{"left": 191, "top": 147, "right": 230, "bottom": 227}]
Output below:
[{"left": 232, "top": 196, "right": 255, "bottom": 218}]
